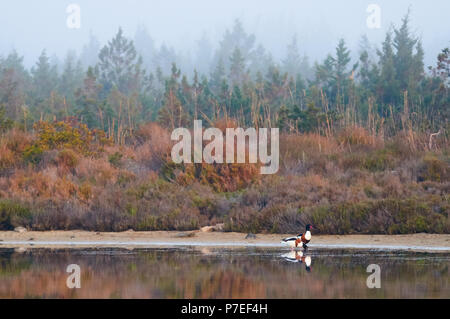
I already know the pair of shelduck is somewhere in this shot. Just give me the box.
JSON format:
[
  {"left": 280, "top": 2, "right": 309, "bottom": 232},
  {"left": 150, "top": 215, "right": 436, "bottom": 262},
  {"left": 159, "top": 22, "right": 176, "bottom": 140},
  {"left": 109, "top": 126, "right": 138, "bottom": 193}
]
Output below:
[{"left": 281, "top": 224, "right": 313, "bottom": 250}]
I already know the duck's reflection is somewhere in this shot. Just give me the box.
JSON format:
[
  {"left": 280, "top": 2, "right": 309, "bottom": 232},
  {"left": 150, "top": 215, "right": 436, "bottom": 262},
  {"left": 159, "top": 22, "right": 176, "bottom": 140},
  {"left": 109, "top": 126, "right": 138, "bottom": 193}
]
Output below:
[{"left": 281, "top": 251, "right": 312, "bottom": 272}]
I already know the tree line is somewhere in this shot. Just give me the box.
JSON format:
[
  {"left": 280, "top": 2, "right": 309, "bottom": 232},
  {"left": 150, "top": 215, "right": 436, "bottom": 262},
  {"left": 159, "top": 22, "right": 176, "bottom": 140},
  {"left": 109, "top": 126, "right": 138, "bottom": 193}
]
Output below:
[{"left": 0, "top": 14, "right": 448, "bottom": 144}]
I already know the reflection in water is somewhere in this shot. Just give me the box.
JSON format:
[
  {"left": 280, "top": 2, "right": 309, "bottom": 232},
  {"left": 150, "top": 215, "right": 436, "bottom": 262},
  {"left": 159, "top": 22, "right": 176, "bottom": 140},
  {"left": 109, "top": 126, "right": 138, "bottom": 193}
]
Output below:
[
  {"left": 0, "top": 248, "right": 448, "bottom": 299},
  {"left": 281, "top": 251, "right": 312, "bottom": 272}
]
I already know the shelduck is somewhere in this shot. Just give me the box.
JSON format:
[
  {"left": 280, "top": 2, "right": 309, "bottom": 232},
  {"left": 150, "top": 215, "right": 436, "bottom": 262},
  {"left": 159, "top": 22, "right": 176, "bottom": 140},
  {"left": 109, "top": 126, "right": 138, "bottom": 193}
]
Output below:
[{"left": 281, "top": 224, "right": 313, "bottom": 250}]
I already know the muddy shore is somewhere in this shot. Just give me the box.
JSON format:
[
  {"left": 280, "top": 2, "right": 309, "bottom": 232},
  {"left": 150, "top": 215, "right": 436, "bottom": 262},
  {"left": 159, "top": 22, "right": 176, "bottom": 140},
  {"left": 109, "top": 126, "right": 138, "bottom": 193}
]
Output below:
[{"left": 0, "top": 231, "right": 449, "bottom": 252}]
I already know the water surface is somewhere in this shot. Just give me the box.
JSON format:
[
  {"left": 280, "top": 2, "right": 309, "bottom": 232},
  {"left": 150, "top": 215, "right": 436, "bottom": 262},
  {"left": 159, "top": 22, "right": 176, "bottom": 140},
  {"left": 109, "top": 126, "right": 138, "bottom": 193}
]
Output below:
[{"left": 0, "top": 247, "right": 448, "bottom": 298}]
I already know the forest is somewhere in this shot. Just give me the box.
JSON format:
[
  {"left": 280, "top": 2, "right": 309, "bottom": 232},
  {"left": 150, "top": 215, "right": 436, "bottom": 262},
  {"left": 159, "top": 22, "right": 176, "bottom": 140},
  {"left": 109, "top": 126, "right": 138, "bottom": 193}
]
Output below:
[{"left": 0, "top": 14, "right": 448, "bottom": 234}]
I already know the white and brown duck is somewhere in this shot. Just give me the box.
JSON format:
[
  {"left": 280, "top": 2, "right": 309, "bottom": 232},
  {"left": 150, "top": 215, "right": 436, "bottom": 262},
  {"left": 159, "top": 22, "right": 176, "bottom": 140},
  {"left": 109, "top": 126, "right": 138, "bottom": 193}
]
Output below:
[{"left": 281, "top": 224, "right": 313, "bottom": 250}]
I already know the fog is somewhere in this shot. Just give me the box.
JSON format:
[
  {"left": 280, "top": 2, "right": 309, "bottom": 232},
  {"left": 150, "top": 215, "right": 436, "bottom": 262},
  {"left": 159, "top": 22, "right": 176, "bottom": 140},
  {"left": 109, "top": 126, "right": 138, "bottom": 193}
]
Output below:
[{"left": 1, "top": 0, "right": 449, "bottom": 71}]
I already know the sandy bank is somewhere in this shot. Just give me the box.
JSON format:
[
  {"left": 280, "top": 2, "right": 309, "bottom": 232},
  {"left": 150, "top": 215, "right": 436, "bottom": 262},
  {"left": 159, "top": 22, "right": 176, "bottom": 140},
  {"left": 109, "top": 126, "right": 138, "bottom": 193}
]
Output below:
[{"left": 0, "top": 231, "right": 449, "bottom": 252}]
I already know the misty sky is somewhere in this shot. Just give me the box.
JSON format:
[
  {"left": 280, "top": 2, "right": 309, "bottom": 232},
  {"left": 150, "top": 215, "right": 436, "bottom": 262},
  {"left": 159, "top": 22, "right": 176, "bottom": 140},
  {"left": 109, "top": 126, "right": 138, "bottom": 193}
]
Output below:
[{"left": 1, "top": 0, "right": 449, "bottom": 68}]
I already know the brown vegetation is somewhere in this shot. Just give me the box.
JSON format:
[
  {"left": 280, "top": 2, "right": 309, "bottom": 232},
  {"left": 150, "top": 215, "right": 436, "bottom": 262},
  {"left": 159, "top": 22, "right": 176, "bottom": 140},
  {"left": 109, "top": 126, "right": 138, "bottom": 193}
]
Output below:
[{"left": 0, "top": 121, "right": 448, "bottom": 234}]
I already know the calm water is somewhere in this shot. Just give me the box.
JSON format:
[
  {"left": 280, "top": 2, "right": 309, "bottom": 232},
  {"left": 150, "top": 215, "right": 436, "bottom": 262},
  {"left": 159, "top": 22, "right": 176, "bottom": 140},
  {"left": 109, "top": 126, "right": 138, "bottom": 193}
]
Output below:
[{"left": 0, "top": 247, "right": 448, "bottom": 299}]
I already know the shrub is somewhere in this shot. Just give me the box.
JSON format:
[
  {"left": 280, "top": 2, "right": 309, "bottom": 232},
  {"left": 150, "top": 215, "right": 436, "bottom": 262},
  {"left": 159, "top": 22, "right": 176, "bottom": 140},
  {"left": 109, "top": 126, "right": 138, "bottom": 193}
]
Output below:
[
  {"left": 337, "top": 125, "right": 376, "bottom": 147},
  {"left": 28, "top": 120, "right": 110, "bottom": 156},
  {"left": 79, "top": 182, "right": 92, "bottom": 201},
  {"left": 225, "top": 196, "right": 448, "bottom": 234},
  {"left": 161, "top": 161, "right": 261, "bottom": 192},
  {"left": 341, "top": 153, "right": 366, "bottom": 170},
  {"left": 308, "top": 197, "right": 448, "bottom": 234},
  {"left": 0, "top": 122, "right": 448, "bottom": 234},
  {"left": 0, "top": 144, "right": 15, "bottom": 170},
  {"left": 363, "top": 149, "right": 396, "bottom": 171},
  {"left": 75, "top": 157, "right": 118, "bottom": 186},
  {"left": 419, "top": 154, "right": 449, "bottom": 182},
  {"left": 56, "top": 149, "right": 79, "bottom": 169},
  {"left": 4, "top": 129, "right": 33, "bottom": 153},
  {"left": 0, "top": 106, "right": 13, "bottom": 133},
  {"left": 279, "top": 133, "right": 340, "bottom": 174},
  {"left": 0, "top": 201, "right": 32, "bottom": 230},
  {"left": 22, "top": 144, "right": 44, "bottom": 164},
  {"left": 108, "top": 152, "right": 123, "bottom": 167}
]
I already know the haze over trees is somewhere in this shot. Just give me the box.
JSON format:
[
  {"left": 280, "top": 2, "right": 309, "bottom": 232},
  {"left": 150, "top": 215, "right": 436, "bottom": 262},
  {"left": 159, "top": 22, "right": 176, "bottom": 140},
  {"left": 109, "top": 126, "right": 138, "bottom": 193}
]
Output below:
[
  {"left": 0, "top": 15, "right": 447, "bottom": 139},
  {"left": 0, "top": 13, "right": 448, "bottom": 234}
]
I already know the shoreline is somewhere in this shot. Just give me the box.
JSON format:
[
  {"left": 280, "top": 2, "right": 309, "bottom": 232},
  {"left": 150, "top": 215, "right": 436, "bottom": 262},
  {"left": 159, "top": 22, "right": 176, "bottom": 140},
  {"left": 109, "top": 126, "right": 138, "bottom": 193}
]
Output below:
[{"left": 0, "top": 231, "right": 449, "bottom": 252}]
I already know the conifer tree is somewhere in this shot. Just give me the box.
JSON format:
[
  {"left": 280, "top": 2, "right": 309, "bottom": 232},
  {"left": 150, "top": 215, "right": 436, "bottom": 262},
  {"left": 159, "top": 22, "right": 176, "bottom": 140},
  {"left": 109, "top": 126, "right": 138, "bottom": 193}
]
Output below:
[
  {"left": 31, "top": 50, "right": 58, "bottom": 102},
  {"left": 229, "top": 47, "right": 246, "bottom": 86},
  {"left": 98, "top": 28, "right": 144, "bottom": 96},
  {"left": 75, "top": 67, "right": 103, "bottom": 128},
  {"left": 283, "top": 35, "right": 302, "bottom": 77},
  {"left": 0, "top": 50, "right": 29, "bottom": 120}
]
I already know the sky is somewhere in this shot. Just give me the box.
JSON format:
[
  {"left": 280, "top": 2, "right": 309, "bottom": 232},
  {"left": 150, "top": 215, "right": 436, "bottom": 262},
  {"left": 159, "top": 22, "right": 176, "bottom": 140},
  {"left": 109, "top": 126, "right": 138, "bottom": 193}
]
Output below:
[{"left": 0, "top": 0, "right": 449, "bottom": 68}]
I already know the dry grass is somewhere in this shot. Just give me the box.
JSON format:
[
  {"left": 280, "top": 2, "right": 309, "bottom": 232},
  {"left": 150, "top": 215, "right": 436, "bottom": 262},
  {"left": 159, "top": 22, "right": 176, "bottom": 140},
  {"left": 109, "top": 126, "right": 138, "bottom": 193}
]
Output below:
[
  {"left": 0, "top": 121, "right": 447, "bottom": 233},
  {"left": 337, "top": 125, "right": 382, "bottom": 148}
]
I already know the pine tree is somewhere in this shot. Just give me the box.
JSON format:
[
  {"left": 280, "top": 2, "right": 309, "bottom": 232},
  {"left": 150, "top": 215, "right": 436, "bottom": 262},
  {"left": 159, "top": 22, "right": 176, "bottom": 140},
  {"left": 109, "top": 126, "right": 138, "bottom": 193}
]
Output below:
[
  {"left": 249, "top": 44, "right": 273, "bottom": 79},
  {"left": 80, "top": 32, "right": 101, "bottom": 69},
  {"left": 158, "top": 88, "right": 189, "bottom": 130},
  {"left": 212, "top": 19, "right": 255, "bottom": 77},
  {"left": 158, "top": 63, "right": 189, "bottom": 130},
  {"left": 436, "top": 48, "right": 450, "bottom": 83},
  {"left": 210, "top": 57, "right": 226, "bottom": 94},
  {"left": 197, "top": 75, "right": 215, "bottom": 121},
  {"left": 230, "top": 84, "right": 250, "bottom": 121},
  {"left": 31, "top": 50, "right": 58, "bottom": 102},
  {"left": 378, "top": 31, "right": 399, "bottom": 105},
  {"left": 411, "top": 40, "right": 425, "bottom": 90},
  {"left": 98, "top": 28, "right": 144, "bottom": 96},
  {"left": 392, "top": 12, "right": 422, "bottom": 92},
  {"left": 333, "top": 39, "right": 352, "bottom": 105},
  {"left": 229, "top": 47, "right": 247, "bottom": 86},
  {"left": 315, "top": 54, "right": 335, "bottom": 93},
  {"left": 358, "top": 36, "right": 378, "bottom": 91},
  {"left": 75, "top": 67, "right": 103, "bottom": 128},
  {"left": 265, "top": 65, "right": 289, "bottom": 110},
  {"left": 134, "top": 24, "right": 157, "bottom": 73},
  {"left": 155, "top": 44, "right": 177, "bottom": 76},
  {"left": 59, "top": 51, "right": 84, "bottom": 100},
  {"left": 283, "top": 35, "right": 302, "bottom": 77},
  {"left": 195, "top": 33, "right": 213, "bottom": 77},
  {"left": 0, "top": 50, "right": 29, "bottom": 120}
]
